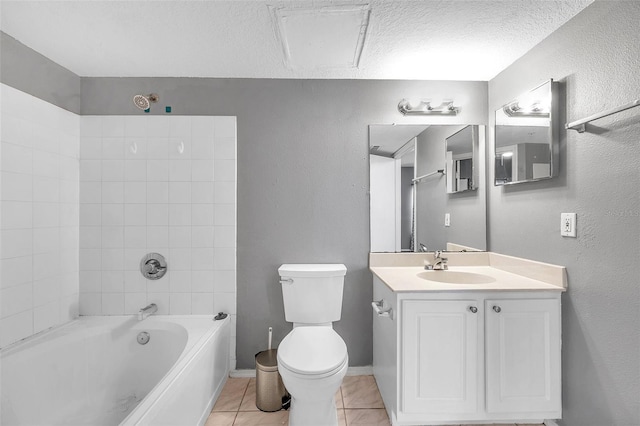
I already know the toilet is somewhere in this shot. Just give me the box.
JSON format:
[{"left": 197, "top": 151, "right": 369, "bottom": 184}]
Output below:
[{"left": 277, "top": 264, "right": 349, "bottom": 426}]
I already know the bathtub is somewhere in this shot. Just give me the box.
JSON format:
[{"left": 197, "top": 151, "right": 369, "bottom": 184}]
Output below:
[{"left": 0, "top": 315, "right": 230, "bottom": 426}]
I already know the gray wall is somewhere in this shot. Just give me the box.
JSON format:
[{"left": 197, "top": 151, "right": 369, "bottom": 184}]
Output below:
[
  {"left": 488, "top": 2, "right": 640, "bottom": 425},
  {"left": 415, "top": 125, "right": 487, "bottom": 251},
  {"left": 80, "top": 78, "right": 487, "bottom": 368},
  {"left": 0, "top": 32, "right": 80, "bottom": 113}
]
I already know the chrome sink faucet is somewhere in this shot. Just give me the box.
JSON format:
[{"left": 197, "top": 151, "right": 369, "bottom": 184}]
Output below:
[
  {"left": 425, "top": 251, "right": 448, "bottom": 271},
  {"left": 137, "top": 303, "right": 158, "bottom": 321}
]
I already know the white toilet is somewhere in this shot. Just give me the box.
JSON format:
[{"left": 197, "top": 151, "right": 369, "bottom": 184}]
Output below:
[{"left": 277, "top": 264, "right": 349, "bottom": 426}]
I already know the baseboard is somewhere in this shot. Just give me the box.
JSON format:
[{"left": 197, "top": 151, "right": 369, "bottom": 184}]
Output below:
[
  {"left": 345, "top": 365, "right": 373, "bottom": 376},
  {"left": 230, "top": 365, "right": 374, "bottom": 378},
  {"left": 230, "top": 369, "right": 256, "bottom": 378},
  {"left": 544, "top": 420, "right": 560, "bottom": 426}
]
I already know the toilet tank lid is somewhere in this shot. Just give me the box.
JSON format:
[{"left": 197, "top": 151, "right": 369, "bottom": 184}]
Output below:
[{"left": 278, "top": 264, "right": 347, "bottom": 277}]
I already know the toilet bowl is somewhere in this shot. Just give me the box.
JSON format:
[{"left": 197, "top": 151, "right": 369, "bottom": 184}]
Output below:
[{"left": 278, "top": 326, "right": 348, "bottom": 426}]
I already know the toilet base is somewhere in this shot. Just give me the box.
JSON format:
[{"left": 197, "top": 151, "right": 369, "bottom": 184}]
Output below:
[{"left": 289, "top": 395, "right": 338, "bottom": 426}]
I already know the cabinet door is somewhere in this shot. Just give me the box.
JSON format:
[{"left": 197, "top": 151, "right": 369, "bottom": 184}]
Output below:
[
  {"left": 485, "top": 298, "right": 561, "bottom": 414},
  {"left": 402, "top": 300, "right": 479, "bottom": 414}
]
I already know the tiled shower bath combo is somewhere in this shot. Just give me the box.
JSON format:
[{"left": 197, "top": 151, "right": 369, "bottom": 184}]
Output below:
[{"left": 1, "top": 84, "right": 238, "bottom": 423}]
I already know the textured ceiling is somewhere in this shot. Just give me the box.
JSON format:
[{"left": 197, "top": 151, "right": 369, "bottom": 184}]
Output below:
[{"left": 0, "top": 0, "right": 593, "bottom": 80}]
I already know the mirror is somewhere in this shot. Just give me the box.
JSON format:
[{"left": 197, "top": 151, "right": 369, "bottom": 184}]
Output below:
[
  {"left": 445, "top": 126, "right": 479, "bottom": 194},
  {"left": 494, "top": 79, "right": 558, "bottom": 185},
  {"left": 369, "top": 125, "right": 486, "bottom": 253}
]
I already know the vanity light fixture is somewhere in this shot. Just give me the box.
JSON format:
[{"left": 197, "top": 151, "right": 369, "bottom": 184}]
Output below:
[
  {"left": 502, "top": 98, "right": 550, "bottom": 117},
  {"left": 398, "top": 99, "right": 459, "bottom": 116}
]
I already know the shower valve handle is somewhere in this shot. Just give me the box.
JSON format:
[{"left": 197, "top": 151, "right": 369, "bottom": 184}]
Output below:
[{"left": 144, "top": 259, "right": 166, "bottom": 275}]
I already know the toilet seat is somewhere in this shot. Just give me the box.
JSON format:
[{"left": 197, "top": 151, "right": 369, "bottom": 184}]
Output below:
[{"left": 278, "top": 327, "right": 348, "bottom": 378}]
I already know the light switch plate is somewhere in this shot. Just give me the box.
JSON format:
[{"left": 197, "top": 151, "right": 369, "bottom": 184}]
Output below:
[
  {"left": 445, "top": 213, "right": 451, "bottom": 227},
  {"left": 561, "top": 213, "right": 577, "bottom": 237}
]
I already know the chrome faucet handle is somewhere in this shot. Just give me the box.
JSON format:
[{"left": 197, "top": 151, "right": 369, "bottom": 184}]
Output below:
[
  {"left": 144, "top": 259, "right": 166, "bottom": 274},
  {"left": 140, "top": 253, "right": 167, "bottom": 280}
]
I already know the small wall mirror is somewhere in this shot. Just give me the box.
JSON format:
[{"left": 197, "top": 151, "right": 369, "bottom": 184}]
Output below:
[
  {"left": 369, "top": 124, "right": 486, "bottom": 253},
  {"left": 494, "top": 79, "right": 558, "bottom": 185},
  {"left": 445, "top": 125, "right": 479, "bottom": 194}
]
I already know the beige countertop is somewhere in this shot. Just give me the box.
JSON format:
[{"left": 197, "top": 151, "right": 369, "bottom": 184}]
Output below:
[{"left": 370, "top": 252, "right": 567, "bottom": 293}]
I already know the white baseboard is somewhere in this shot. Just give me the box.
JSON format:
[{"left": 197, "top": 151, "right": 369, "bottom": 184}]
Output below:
[
  {"left": 230, "top": 369, "right": 256, "bottom": 378},
  {"left": 230, "top": 365, "right": 373, "bottom": 378},
  {"left": 345, "top": 365, "right": 373, "bottom": 376}
]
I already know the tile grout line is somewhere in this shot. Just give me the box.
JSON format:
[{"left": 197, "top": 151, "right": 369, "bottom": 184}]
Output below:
[
  {"left": 237, "top": 378, "right": 252, "bottom": 415},
  {"left": 340, "top": 386, "right": 348, "bottom": 426}
]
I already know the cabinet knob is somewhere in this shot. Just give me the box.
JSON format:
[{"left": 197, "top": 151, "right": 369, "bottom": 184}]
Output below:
[
  {"left": 493, "top": 305, "right": 502, "bottom": 313},
  {"left": 468, "top": 306, "right": 478, "bottom": 314}
]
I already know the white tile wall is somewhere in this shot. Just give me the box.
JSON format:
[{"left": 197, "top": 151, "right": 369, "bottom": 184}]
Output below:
[
  {"left": 78, "top": 115, "right": 237, "bottom": 367},
  {"left": 0, "top": 84, "right": 80, "bottom": 348}
]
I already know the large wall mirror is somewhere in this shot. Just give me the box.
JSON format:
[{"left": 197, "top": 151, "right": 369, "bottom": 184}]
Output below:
[
  {"left": 369, "top": 124, "right": 486, "bottom": 253},
  {"left": 495, "top": 79, "right": 558, "bottom": 185}
]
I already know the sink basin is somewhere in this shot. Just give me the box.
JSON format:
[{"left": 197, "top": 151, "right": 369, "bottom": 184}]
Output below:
[{"left": 417, "top": 270, "right": 496, "bottom": 284}]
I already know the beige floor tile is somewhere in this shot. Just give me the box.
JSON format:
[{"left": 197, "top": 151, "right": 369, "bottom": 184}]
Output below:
[
  {"left": 338, "top": 408, "right": 347, "bottom": 426},
  {"left": 204, "top": 411, "right": 237, "bottom": 426},
  {"left": 341, "top": 375, "right": 385, "bottom": 409},
  {"left": 335, "top": 388, "right": 344, "bottom": 409},
  {"left": 239, "top": 378, "right": 259, "bottom": 411},
  {"left": 233, "top": 410, "right": 289, "bottom": 425},
  {"left": 345, "top": 408, "right": 390, "bottom": 425},
  {"left": 212, "top": 378, "right": 250, "bottom": 412}
]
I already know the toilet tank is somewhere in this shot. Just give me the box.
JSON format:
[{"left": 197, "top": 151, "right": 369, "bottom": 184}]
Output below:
[{"left": 279, "top": 264, "right": 347, "bottom": 324}]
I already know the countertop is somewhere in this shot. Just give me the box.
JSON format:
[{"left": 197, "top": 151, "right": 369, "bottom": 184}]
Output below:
[{"left": 370, "top": 252, "right": 567, "bottom": 293}]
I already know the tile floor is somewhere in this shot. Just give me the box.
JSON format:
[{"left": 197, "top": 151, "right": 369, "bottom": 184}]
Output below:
[
  {"left": 204, "top": 374, "right": 544, "bottom": 426},
  {"left": 205, "top": 375, "right": 388, "bottom": 426}
]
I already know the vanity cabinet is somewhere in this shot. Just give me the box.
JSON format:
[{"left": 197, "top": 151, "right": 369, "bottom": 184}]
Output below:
[{"left": 373, "top": 276, "right": 562, "bottom": 425}]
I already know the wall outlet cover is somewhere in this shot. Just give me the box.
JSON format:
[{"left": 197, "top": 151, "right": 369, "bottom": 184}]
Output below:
[{"left": 561, "top": 213, "right": 577, "bottom": 237}]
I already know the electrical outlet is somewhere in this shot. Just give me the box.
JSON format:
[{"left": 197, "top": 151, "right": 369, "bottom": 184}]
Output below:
[
  {"left": 444, "top": 213, "right": 451, "bottom": 227},
  {"left": 561, "top": 213, "right": 577, "bottom": 237}
]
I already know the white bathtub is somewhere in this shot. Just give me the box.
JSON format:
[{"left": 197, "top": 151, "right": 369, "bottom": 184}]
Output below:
[{"left": 0, "top": 315, "right": 230, "bottom": 426}]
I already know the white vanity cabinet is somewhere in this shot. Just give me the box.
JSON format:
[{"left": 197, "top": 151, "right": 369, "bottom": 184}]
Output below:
[{"left": 373, "top": 276, "right": 562, "bottom": 425}]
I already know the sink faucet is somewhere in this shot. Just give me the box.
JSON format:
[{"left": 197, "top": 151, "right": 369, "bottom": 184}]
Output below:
[
  {"left": 137, "top": 303, "right": 157, "bottom": 321},
  {"left": 424, "top": 251, "right": 448, "bottom": 271}
]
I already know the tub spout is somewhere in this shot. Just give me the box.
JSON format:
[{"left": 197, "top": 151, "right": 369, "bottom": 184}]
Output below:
[{"left": 138, "top": 303, "right": 158, "bottom": 321}]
